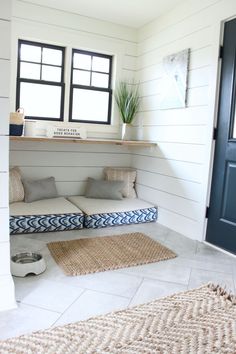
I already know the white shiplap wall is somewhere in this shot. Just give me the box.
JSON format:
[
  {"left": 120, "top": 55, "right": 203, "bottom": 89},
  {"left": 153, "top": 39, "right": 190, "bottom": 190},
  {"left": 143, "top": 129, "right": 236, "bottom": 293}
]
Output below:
[
  {"left": 10, "top": 141, "right": 131, "bottom": 196},
  {"left": 0, "top": 0, "right": 16, "bottom": 311},
  {"left": 11, "top": 0, "right": 137, "bottom": 138},
  {"left": 133, "top": 0, "right": 236, "bottom": 240},
  {"left": 10, "top": 0, "right": 135, "bottom": 195}
]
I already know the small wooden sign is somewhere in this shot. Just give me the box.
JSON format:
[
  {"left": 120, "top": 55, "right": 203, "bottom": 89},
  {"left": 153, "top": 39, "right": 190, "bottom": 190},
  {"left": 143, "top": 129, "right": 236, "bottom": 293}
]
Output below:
[{"left": 47, "top": 124, "right": 87, "bottom": 139}]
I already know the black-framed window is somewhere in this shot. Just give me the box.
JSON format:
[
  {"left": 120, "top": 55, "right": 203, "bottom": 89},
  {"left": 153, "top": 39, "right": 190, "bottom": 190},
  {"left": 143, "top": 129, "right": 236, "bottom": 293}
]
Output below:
[
  {"left": 69, "top": 49, "right": 112, "bottom": 124},
  {"left": 16, "top": 40, "right": 65, "bottom": 121}
]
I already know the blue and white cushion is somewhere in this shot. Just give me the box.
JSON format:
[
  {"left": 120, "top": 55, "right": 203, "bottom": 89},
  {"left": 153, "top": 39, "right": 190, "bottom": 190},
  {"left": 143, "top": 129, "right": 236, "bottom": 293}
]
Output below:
[
  {"left": 10, "top": 213, "right": 84, "bottom": 234},
  {"left": 10, "top": 197, "right": 84, "bottom": 235},
  {"left": 84, "top": 207, "right": 157, "bottom": 228}
]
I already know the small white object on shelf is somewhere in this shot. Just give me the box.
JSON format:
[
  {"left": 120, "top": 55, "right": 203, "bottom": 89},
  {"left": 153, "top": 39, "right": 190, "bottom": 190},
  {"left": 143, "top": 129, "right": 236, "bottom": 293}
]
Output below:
[
  {"left": 24, "top": 120, "right": 37, "bottom": 137},
  {"left": 46, "top": 124, "right": 87, "bottom": 139}
]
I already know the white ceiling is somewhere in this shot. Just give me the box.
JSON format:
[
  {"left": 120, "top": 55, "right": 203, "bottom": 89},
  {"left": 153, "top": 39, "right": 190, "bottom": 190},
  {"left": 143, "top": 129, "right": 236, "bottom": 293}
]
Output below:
[{"left": 25, "top": 0, "right": 183, "bottom": 28}]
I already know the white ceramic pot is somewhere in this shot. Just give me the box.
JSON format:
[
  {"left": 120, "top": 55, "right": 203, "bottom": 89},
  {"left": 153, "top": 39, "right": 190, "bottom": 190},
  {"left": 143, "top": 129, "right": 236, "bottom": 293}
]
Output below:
[{"left": 121, "top": 123, "right": 132, "bottom": 140}]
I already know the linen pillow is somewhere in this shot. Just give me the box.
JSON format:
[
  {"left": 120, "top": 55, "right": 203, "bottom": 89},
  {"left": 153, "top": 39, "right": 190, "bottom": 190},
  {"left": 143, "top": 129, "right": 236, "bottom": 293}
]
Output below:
[
  {"left": 104, "top": 167, "right": 137, "bottom": 198},
  {"left": 23, "top": 177, "right": 58, "bottom": 203},
  {"left": 9, "top": 167, "right": 25, "bottom": 203},
  {"left": 85, "top": 178, "right": 124, "bottom": 200}
]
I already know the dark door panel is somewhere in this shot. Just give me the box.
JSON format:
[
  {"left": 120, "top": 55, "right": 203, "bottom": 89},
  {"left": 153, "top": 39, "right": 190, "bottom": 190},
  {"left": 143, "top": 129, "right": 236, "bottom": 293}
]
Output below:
[{"left": 206, "top": 18, "right": 236, "bottom": 253}]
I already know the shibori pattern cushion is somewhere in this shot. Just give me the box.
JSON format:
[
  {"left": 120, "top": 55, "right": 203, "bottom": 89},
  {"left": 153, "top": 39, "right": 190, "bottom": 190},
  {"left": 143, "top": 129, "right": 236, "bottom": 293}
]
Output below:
[
  {"left": 104, "top": 167, "right": 137, "bottom": 198},
  {"left": 9, "top": 167, "right": 25, "bottom": 203},
  {"left": 68, "top": 196, "right": 158, "bottom": 229},
  {"left": 10, "top": 197, "right": 84, "bottom": 234}
]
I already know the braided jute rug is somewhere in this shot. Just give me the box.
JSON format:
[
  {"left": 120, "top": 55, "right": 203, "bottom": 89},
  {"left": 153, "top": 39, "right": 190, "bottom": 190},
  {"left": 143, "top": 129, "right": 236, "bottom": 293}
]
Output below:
[
  {"left": 47, "top": 232, "right": 176, "bottom": 276},
  {"left": 1, "top": 284, "right": 236, "bottom": 354}
]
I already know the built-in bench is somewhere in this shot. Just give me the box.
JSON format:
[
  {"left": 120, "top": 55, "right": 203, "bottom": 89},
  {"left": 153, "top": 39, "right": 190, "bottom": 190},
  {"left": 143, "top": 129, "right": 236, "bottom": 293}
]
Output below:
[{"left": 10, "top": 196, "right": 158, "bottom": 234}]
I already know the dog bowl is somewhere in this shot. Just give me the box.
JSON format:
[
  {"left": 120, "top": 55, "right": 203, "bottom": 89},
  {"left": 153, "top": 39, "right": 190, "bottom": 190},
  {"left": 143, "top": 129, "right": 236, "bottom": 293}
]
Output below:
[{"left": 11, "top": 252, "right": 46, "bottom": 277}]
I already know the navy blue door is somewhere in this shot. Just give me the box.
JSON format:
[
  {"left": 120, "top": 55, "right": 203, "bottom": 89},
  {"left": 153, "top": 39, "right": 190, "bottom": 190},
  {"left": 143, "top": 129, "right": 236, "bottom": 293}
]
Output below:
[{"left": 206, "top": 18, "right": 236, "bottom": 253}]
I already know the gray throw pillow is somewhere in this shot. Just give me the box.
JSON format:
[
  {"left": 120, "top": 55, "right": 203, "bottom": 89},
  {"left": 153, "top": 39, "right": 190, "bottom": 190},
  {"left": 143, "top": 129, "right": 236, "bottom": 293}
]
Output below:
[
  {"left": 85, "top": 178, "right": 124, "bottom": 200},
  {"left": 23, "top": 177, "right": 58, "bottom": 203}
]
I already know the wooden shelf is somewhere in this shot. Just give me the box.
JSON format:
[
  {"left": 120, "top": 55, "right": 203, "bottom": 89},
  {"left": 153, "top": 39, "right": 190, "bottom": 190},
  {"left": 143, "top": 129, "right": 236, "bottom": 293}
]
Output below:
[{"left": 10, "top": 136, "right": 157, "bottom": 147}]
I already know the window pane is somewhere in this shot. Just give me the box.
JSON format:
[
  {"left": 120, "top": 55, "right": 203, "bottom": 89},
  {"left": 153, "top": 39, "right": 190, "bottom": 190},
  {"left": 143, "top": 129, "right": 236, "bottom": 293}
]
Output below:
[
  {"left": 73, "top": 70, "right": 90, "bottom": 85},
  {"left": 20, "top": 62, "right": 40, "bottom": 79},
  {"left": 20, "top": 82, "right": 61, "bottom": 118},
  {"left": 21, "top": 44, "right": 41, "bottom": 63},
  {"left": 91, "top": 73, "right": 109, "bottom": 88},
  {"left": 72, "top": 88, "right": 109, "bottom": 122},
  {"left": 42, "top": 65, "right": 61, "bottom": 82},
  {"left": 74, "top": 53, "right": 91, "bottom": 70},
  {"left": 92, "top": 56, "right": 110, "bottom": 73},
  {"left": 42, "top": 48, "right": 62, "bottom": 66}
]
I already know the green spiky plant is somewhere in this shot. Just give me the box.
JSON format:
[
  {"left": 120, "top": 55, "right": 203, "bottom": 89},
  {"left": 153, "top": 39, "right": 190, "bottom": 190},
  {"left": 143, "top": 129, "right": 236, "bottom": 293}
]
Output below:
[{"left": 115, "top": 81, "right": 140, "bottom": 124}]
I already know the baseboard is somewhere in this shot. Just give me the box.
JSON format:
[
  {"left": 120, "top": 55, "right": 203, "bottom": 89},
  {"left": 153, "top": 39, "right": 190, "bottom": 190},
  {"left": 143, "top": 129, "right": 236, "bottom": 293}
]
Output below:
[
  {"left": 203, "top": 241, "right": 236, "bottom": 259},
  {"left": 0, "top": 274, "right": 17, "bottom": 312}
]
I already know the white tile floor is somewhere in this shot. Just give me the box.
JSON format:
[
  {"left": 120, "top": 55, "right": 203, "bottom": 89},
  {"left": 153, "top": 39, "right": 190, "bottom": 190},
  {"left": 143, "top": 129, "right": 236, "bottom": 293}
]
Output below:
[{"left": 1, "top": 222, "right": 236, "bottom": 340}]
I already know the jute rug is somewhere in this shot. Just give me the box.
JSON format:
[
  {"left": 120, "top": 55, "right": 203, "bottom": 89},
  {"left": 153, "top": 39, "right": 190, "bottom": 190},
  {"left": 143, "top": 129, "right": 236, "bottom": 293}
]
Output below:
[
  {"left": 1, "top": 284, "right": 236, "bottom": 354},
  {"left": 47, "top": 232, "right": 176, "bottom": 276}
]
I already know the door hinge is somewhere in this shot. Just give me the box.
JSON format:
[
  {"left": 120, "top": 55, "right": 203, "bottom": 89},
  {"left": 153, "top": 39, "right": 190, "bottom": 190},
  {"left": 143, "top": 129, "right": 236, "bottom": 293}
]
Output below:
[
  {"left": 205, "top": 207, "right": 210, "bottom": 218},
  {"left": 219, "top": 45, "right": 224, "bottom": 59},
  {"left": 213, "top": 127, "right": 218, "bottom": 140}
]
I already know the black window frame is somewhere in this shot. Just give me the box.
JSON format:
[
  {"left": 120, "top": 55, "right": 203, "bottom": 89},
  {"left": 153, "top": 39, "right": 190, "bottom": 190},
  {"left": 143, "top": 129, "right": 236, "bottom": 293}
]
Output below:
[
  {"left": 69, "top": 48, "right": 113, "bottom": 125},
  {"left": 16, "top": 39, "right": 65, "bottom": 121}
]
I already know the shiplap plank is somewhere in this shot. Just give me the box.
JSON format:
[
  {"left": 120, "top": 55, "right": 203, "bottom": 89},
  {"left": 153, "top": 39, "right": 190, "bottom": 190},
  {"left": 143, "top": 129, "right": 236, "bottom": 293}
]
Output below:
[
  {"left": 0, "top": 59, "right": 10, "bottom": 97},
  {"left": 0, "top": 173, "right": 8, "bottom": 208},
  {"left": 138, "top": 0, "right": 219, "bottom": 41},
  {"left": 138, "top": 125, "right": 206, "bottom": 145},
  {"left": 10, "top": 151, "right": 131, "bottom": 167},
  {"left": 140, "top": 86, "right": 209, "bottom": 112},
  {"left": 123, "top": 55, "right": 136, "bottom": 70},
  {"left": 0, "top": 98, "right": 9, "bottom": 135},
  {"left": 137, "top": 27, "right": 212, "bottom": 70},
  {"left": 0, "top": 209, "right": 9, "bottom": 242},
  {"left": 138, "top": 0, "right": 219, "bottom": 56},
  {"left": 56, "top": 181, "right": 86, "bottom": 196},
  {"left": 0, "top": 0, "right": 11, "bottom": 20},
  {"left": 0, "top": 137, "right": 9, "bottom": 171},
  {"left": 138, "top": 46, "right": 212, "bottom": 84},
  {"left": 136, "top": 170, "right": 202, "bottom": 202},
  {"left": 158, "top": 208, "right": 203, "bottom": 241},
  {"left": 132, "top": 155, "right": 203, "bottom": 183},
  {"left": 0, "top": 242, "right": 10, "bottom": 276},
  {"left": 13, "top": 1, "right": 137, "bottom": 43},
  {"left": 0, "top": 21, "right": 10, "bottom": 59},
  {"left": 132, "top": 143, "right": 205, "bottom": 164},
  {"left": 16, "top": 166, "right": 104, "bottom": 181},
  {"left": 136, "top": 106, "right": 209, "bottom": 126},
  {"left": 136, "top": 184, "right": 201, "bottom": 221},
  {"left": 10, "top": 141, "right": 130, "bottom": 154},
  {"left": 139, "top": 67, "right": 209, "bottom": 97}
]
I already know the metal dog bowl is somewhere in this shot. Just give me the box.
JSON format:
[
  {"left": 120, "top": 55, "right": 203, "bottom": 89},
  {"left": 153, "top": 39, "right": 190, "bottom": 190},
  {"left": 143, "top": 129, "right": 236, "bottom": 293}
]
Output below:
[{"left": 11, "top": 252, "right": 46, "bottom": 277}]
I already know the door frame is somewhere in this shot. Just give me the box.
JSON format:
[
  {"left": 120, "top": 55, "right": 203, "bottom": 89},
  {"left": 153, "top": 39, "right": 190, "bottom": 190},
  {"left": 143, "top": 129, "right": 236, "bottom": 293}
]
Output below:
[{"left": 204, "top": 15, "right": 236, "bottom": 243}]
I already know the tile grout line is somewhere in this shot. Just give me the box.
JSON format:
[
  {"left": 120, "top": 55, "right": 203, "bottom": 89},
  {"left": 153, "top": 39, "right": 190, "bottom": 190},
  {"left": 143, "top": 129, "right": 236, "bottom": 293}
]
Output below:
[
  {"left": 16, "top": 300, "right": 62, "bottom": 315},
  {"left": 187, "top": 268, "right": 193, "bottom": 290},
  {"left": 127, "top": 277, "right": 145, "bottom": 307},
  {"left": 50, "top": 289, "right": 87, "bottom": 328}
]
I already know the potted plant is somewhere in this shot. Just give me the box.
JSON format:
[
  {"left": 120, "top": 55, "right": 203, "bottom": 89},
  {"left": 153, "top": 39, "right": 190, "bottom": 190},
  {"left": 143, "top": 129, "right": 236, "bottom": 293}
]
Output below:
[{"left": 115, "top": 81, "right": 140, "bottom": 140}]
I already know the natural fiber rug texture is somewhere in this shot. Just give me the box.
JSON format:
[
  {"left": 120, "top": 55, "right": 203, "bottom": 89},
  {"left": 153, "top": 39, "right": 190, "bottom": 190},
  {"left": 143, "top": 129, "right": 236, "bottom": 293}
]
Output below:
[
  {"left": 47, "top": 232, "right": 176, "bottom": 276},
  {"left": 1, "top": 284, "right": 236, "bottom": 354}
]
